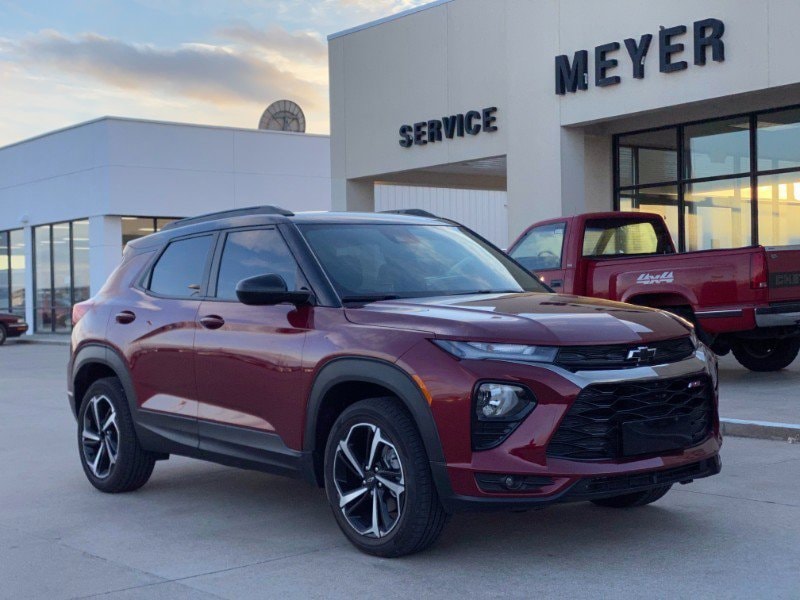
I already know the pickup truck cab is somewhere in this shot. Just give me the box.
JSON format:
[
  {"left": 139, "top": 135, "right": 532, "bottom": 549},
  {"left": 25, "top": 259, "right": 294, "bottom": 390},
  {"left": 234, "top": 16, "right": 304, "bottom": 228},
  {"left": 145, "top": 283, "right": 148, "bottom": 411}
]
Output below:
[{"left": 508, "top": 212, "right": 800, "bottom": 372}]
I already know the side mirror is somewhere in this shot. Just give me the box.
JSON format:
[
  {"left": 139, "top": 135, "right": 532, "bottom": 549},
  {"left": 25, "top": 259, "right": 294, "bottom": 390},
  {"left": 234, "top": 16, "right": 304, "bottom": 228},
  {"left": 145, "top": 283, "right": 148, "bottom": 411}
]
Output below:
[{"left": 235, "top": 274, "right": 312, "bottom": 307}]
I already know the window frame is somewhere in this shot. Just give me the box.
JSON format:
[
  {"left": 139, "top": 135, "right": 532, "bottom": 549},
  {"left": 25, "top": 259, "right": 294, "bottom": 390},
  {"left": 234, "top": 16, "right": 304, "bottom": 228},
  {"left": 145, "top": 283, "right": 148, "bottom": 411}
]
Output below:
[
  {"left": 614, "top": 102, "right": 800, "bottom": 252},
  {"left": 205, "top": 225, "right": 312, "bottom": 303},
  {"left": 509, "top": 221, "right": 567, "bottom": 271},
  {"left": 581, "top": 217, "right": 674, "bottom": 260},
  {"left": 143, "top": 232, "right": 219, "bottom": 301}
]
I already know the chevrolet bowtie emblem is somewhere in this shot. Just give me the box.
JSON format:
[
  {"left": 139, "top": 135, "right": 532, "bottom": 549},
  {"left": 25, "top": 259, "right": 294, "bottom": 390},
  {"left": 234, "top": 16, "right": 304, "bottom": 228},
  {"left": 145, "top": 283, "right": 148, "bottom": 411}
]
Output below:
[{"left": 626, "top": 346, "right": 658, "bottom": 364}]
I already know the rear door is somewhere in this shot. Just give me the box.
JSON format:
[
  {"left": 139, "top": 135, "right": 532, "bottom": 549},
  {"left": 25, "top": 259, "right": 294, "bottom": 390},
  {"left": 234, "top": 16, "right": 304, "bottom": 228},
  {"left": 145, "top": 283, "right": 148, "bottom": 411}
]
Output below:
[
  {"left": 509, "top": 222, "right": 568, "bottom": 291},
  {"left": 765, "top": 246, "right": 800, "bottom": 302}
]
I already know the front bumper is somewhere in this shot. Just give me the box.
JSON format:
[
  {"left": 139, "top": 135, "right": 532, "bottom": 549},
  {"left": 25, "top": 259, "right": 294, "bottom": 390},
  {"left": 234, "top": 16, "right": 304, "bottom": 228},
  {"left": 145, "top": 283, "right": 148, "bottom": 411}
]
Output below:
[
  {"left": 755, "top": 304, "right": 800, "bottom": 329},
  {"left": 406, "top": 344, "right": 722, "bottom": 513},
  {"left": 6, "top": 322, "right": 28, "bottom": 337}
]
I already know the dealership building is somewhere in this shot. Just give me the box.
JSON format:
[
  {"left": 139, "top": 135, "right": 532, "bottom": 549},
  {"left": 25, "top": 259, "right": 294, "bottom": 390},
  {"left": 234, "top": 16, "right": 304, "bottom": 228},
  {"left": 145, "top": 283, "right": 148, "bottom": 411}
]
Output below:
[{"left": 329, "top": 0, "right": 800, "bottom": 252}]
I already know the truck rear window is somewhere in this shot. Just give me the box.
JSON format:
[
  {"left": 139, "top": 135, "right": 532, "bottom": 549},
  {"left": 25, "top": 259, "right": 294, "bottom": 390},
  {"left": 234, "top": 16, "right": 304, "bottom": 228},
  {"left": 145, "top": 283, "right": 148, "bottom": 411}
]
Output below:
[{"left": 583, "top": 219, "right": 673, "bottom": 258}]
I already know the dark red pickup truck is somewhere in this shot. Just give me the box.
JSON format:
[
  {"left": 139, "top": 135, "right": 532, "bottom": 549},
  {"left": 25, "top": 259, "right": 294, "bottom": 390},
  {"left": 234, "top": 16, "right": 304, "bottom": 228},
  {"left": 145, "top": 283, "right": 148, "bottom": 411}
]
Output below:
[{"left": 508, "top": 212, "right": 800, "bottom": 372}]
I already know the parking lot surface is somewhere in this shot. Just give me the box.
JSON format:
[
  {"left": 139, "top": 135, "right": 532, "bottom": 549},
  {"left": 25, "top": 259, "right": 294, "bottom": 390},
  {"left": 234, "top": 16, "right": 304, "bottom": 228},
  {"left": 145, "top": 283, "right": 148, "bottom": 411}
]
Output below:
[{"left": 1, "top": 343, "right": 799, "bottom": 599}]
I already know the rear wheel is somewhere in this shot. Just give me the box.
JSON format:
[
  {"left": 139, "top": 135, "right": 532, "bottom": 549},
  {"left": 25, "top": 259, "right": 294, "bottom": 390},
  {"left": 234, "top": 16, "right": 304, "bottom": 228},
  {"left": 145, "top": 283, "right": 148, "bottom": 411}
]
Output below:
[
  {"left": 324, "top": 397, "right": 448, "bottom": 557},
  {"left": 0, "top": 324, "right": 6, "bottom": 345},
  {"left": 78, "top": 377, "right": 156, "bottom": 493},
  {"left": 591, "top": 484, "right": 672, "bottom": 508},
  {"left": 732, "top": 338, "right": 800, "bottom": 372}
]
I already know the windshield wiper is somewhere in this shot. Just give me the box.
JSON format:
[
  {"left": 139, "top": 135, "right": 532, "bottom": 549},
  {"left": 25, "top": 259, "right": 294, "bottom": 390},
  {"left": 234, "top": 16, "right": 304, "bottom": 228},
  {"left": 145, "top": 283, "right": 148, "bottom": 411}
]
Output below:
[{"left": 341, "top": 294, "right": 402, "bottom": 305}]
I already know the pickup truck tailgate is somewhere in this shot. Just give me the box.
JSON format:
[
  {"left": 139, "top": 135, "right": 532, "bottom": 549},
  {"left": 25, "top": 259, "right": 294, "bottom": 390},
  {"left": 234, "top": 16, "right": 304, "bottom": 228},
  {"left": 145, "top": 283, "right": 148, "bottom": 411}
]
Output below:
[{"left": 767, "top": 247, "right": 800, "bottom": 301}]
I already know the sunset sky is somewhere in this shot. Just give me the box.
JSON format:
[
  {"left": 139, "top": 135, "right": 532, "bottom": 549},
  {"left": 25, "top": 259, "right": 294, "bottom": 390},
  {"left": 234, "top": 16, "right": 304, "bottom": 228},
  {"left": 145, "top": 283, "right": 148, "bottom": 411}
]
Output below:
[{"left": 0, "top": 0, "right": 428, "bottom": 145}]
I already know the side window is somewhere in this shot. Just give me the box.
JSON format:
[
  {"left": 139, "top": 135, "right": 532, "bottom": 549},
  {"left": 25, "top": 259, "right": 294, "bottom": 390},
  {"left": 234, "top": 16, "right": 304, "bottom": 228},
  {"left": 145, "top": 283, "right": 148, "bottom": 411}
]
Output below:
[
  {"left": 510, "top": 223, "right": 566, "bottom": 271},
  {"left": 149, "top": 235, "right": 213, "bottom": 298},
  {"left": 582, "top": 219, "right": 671, "bottom": 257},
  {"left": 215, "top": 228, "right": 301, "bottom": 301}
]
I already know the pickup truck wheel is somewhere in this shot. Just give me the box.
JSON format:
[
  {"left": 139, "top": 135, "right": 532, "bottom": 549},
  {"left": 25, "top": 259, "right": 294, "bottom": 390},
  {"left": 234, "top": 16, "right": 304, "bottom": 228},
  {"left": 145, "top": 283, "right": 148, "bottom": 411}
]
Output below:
[
  {"left": 591, "top": 484, "right": 672, "bottom": 508},
  {"left": 732, "top": 338, "right": 800, "bottom": 372},
  {"left": 78, "top": 377, "right": 156, "bottom": 493},
  {"left": 324, "top": 397, "right": 448, "bottom": 557}
]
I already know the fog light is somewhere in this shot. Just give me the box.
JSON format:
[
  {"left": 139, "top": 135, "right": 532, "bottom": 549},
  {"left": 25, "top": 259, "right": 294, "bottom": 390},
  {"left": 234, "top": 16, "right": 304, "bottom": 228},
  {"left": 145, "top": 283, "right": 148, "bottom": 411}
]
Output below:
[{"left": 475, "top": 383, "right": 536, "bottom": 421}]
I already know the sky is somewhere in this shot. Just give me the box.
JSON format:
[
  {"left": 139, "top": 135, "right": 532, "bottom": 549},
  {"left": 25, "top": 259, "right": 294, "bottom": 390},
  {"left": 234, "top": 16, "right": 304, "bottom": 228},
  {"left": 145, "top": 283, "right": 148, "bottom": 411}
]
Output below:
[{"left": 0, "top": 0, "right": 429, "bottom": 146}]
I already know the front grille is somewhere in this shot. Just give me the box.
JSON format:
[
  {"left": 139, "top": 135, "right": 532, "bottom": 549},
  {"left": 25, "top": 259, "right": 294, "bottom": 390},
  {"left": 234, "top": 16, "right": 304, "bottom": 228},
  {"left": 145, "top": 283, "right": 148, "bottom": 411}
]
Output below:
[
  {"left": 555, "top": 337, "right": 695, "bottom": 371},
  {"left": 547, "top": 374, "right": 714, "bottom": 460}
]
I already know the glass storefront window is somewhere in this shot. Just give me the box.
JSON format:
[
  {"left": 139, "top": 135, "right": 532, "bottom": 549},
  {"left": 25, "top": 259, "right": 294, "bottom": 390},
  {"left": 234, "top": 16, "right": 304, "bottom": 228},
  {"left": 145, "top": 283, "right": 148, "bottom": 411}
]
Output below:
[
  {"left": 0, "top": 231, "right": 8, "bottom": 311},
  {"left": 757, "top": 172, "right": 800, "bottom": 247},
  {"left": 618, "top": 128, "right": 678, "bottom": 187},
  {"left": 684, "top": 118, "right": 750, "bottom": 179},
  {"left": 52, "top": 223, "right": 72, "bottom": 333},
  {"left": 758, "top": 108, "right": 800, "bottom": 171},
  {"left": 10, "top": 229, "right": 25, "bottom": 316},
  {"left": 122, "top": 217, "right": 156, "bottom": 246},
  {"left": 35, "top": 225, "right": 53, "bottom": 332},
  {"left": 684, "top": 177, "right": 752, "bottom": 251},
  {"left": 73, "top": 220, "right": 90, "bottom": 305},
  {"left": 618, "top": 186, "right": 680, "bottom": 246}
]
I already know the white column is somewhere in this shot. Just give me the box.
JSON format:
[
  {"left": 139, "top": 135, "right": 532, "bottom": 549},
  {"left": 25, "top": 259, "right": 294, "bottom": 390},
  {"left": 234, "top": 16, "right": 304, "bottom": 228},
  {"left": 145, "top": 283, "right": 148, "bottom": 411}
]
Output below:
[
  {"left": 89, "top": 216, "right": 123, "bottom": 297},
  {"left": 22, "top": 226, "right": 34, "bottom": 335},
  {"left": 333, "top": 179, "right": 375, "bottom": 212}
]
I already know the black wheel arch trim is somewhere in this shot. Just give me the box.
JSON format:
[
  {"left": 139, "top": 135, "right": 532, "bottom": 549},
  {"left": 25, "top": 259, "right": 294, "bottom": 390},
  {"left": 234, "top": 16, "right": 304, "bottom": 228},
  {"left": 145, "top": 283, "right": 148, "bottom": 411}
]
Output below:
[
  {"left": 70, "top": 344, "right": 138, "bottom": 418},
  {"left": 303, "top": 357, "right": 448, "bottom": 467}
]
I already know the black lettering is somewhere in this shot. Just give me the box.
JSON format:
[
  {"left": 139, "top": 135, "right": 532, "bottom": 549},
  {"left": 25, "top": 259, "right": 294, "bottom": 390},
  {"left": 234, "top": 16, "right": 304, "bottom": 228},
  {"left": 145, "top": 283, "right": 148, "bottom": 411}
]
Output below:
[
  {"left": 694, "top": 18, "right": 725, "bottom": 65},
  {"left": 456, "top": 114, "right": 465, "bottom": 137},
  {"left": 442, "top": 116, "right": 458, "bottom": 139},
  {"left": 555, "top": 50, "right": 589, "bottom": 95},
  {"left": 595, "top": 42, "right": 621, "bottom": 87},
  {"left": 482, "top": 107, "right": 498, "bottom": 132},
  {"left": 399, "top": 125, "right": 412, "bottom": 148},
  {"left": 465, "top": 111, "right": 482, "bottom": 135},
  {"left": 660, "top": 25, "right": 688, "bottom": 73},
  {"left": 413, "top": 122, "right": 427, "bottom": 146},
  {"left": 624, "top": 34, "right": 653, "bottom": 79},
  {"left": 427, "top": 120, "right": 443, "bottom": 143}
]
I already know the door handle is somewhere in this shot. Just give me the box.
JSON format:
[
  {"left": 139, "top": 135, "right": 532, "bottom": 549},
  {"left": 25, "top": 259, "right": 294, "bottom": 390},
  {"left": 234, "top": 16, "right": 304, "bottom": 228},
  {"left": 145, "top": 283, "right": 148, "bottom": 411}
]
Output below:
[
  {"left": 199, "top": 315, "right": 225, "bottom": 330},
  {"left": 550, "top": 279, "right": 564, "bottom": 288},
  {"left": 115, "top": 311, "right": 136, "bottom": 324}
]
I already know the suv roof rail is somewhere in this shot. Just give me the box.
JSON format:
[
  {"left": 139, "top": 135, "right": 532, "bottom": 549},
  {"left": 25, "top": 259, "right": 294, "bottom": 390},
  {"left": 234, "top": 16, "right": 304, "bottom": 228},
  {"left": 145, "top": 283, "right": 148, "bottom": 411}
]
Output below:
[
  {"left": 161, "top": 205, "right": 295, "bottom": 231},
  {"left": 380, "top": 209, "right": 439, "bottom": 218}
]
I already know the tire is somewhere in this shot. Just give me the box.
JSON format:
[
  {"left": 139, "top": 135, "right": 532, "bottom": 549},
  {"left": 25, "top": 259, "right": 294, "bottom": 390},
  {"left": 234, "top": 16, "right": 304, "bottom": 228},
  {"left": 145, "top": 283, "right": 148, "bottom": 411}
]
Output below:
[
  {"left": 591, "top": 484, "right": 672, "bottom": 508},
  {"left": 323, "top": 397, "right": 449, "bottom": 557},
  {"left": 77, "top": 377, "right": 156, "bottom": 493},
  {"left": 732, "top": 338, "right": 800, "bottom": 372},
  {"left": 0, "top": 324, "right": 6, "bottom": 346}
]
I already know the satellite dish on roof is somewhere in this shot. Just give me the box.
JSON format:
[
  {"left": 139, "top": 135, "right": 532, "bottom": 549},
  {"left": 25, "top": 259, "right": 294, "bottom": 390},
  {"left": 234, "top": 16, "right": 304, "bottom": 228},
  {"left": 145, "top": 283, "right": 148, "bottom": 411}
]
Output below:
[{"left": 259, "top": 100, "right": 306, "bottom": 133}]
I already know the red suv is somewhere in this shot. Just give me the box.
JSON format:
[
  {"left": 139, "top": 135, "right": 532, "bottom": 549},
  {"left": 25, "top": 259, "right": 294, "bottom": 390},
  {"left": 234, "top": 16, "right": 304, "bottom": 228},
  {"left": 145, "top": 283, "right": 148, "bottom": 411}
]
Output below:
[{"left": 69, "top": 207, "right": 722, "bottom": 557}]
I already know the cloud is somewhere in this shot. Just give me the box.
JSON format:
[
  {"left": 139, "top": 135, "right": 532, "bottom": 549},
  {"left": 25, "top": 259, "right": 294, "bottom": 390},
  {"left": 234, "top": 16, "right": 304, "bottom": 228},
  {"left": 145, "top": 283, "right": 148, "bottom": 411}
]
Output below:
[
  {"left": 218, "top": 24, "right": 326, "bottom": 63},
  {"left": 11, "top": 30, "right": 325, "bottom": 110}
]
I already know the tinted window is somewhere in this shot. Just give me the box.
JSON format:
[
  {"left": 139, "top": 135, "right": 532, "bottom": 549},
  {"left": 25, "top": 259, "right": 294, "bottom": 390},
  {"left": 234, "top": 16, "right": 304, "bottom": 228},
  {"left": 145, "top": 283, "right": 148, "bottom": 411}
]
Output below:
[
  {"left": 301, "top": 224, "right": 547, "bottom": 301},
  {"left": 216, "top": 229, "right": 300, "bottom": 300},
  {"left": 510, "top": 223, "right": 565, "bottom": 271},
  {"left": 149, "top": 235, "right": 213, "bottom": 298},
  {"left": 583, "top": 219, "right": 672, "bottom": 257}
]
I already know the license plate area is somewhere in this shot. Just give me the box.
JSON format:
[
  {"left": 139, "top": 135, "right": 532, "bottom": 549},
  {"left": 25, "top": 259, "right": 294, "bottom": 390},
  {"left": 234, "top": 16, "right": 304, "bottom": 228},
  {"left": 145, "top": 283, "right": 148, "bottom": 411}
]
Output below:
[{"left": 621, "top": 416, "right": 696, "bottom": 457}]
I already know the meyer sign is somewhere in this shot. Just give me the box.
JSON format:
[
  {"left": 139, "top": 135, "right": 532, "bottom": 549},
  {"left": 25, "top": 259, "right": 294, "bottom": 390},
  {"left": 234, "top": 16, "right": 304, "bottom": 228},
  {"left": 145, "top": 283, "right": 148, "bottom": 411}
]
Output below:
[
  {"left": 555, "top": 18, "right": 725, "bottom": 95},
  {"left": 399, "top": 107, "right": 498, "bottom": 148}
]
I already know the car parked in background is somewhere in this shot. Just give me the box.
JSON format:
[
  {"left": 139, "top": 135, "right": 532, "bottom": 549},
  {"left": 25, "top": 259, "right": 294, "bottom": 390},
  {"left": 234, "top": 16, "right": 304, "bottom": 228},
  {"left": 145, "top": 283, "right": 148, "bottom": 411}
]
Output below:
[
  {"left": 509, "top": 212, "right": 800, "bottom": 372},
  {"left": 0, "top": 312, "right": 28, "bottom": 344},
  {"left": 69, "top": 207, "right": 721, "bottom": 557}
]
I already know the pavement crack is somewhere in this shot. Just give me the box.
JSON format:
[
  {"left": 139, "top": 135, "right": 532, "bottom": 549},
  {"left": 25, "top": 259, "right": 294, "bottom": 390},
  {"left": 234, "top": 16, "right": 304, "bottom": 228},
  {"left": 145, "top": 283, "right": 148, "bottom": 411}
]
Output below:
[{"left": 676, "top": 487, "right": 800, "bottom": 508}]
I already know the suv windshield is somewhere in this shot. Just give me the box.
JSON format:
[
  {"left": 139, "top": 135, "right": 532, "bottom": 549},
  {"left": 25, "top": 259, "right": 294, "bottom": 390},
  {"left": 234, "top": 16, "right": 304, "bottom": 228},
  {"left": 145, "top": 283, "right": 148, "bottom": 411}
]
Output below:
[{"left": 300, "top": 224, "right": 547, "bottom": 302}]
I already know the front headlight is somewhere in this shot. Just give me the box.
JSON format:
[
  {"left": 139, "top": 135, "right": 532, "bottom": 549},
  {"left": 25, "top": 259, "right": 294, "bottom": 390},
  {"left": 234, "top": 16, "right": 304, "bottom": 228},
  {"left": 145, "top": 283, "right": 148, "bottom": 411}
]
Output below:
[
  {"left": 433, "top": 340, "right": 558, "bottom": 363},
  {"left": 15, "top": 317, "right": 25, "bottom": 324},
  {"left": 475, "top": 383, "right": 536, "bottom": 421}
]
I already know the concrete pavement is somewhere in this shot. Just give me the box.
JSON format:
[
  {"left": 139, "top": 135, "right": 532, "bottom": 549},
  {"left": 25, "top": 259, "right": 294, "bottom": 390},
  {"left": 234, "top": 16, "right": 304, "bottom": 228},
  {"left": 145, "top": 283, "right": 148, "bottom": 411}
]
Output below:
[{"left": 1, "top": 343, "right": 799, "bottom": 599}]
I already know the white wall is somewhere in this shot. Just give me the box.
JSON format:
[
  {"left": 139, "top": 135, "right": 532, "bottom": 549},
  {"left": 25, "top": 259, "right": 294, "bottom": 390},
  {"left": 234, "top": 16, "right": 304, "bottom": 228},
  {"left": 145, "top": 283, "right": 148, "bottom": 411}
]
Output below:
[{"left": 375, "top": 184, "right": 509, "bottom": 247}]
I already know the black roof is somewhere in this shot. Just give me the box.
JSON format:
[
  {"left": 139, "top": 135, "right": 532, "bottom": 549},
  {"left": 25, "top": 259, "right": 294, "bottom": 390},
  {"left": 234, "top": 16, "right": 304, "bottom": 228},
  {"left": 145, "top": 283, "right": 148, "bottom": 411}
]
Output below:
[{"left": 127, "top": 206, "right": 451, "bottom": 250}]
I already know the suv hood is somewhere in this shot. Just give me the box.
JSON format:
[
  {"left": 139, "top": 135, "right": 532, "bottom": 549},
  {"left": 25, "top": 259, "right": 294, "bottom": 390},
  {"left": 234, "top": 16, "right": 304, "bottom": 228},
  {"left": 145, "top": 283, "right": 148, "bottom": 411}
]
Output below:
[{"left": 344, "top": 293, "right": 691, "bottom": 346}]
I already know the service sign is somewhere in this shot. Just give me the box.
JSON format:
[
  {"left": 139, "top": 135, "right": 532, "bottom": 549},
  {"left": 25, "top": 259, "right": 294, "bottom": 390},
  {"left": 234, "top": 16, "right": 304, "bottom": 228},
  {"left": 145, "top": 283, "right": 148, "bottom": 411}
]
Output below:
[{"left": 399, "top": 107, "right": 498, "bottom": 148}]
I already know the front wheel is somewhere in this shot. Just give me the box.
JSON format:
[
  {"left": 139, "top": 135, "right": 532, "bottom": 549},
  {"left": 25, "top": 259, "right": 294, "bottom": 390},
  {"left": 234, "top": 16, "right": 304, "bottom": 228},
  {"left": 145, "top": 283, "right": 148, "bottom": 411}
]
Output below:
[
  {"left": 0, "top": 325, "right": 6, "bottom": 345},
  {"left": 591, "top": 484, "right": 672, "bottom": 508},
  {"left": 324, "top": 397, "right": 448, "bottom": 557},
  {"left": 732, "top": 338, "right": 800, "bottom": 372}
]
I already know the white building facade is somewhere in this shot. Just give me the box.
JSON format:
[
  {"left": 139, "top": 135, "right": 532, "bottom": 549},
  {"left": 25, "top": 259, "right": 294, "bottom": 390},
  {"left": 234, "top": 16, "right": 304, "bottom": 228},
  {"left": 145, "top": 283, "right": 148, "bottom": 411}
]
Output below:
[
  {"left": 329, "top": 0, "right": 800, "bottom": 252},
  {"left": 0, "top": 117, "right": 331, "bottom": 333}
]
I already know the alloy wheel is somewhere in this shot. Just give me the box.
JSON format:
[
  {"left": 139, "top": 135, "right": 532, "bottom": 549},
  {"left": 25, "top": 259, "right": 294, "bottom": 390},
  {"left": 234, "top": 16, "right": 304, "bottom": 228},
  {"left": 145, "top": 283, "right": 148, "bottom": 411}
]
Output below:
[
  {"left": 333, "top": 423, "right": 406, "bottom": 539},
  {"left": 81, "top": 395, "right": 120, "bottom": 479}
]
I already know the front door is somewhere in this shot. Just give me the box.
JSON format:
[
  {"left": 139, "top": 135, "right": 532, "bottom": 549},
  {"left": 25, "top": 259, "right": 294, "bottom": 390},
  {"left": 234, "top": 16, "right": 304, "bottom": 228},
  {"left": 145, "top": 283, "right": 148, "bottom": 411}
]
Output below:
[
  {"left": 194, "top": 227, "right": 311, "bottom": 456},
  {"left": 509, "top": 222, "right": 567, "bottom": 292}
]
